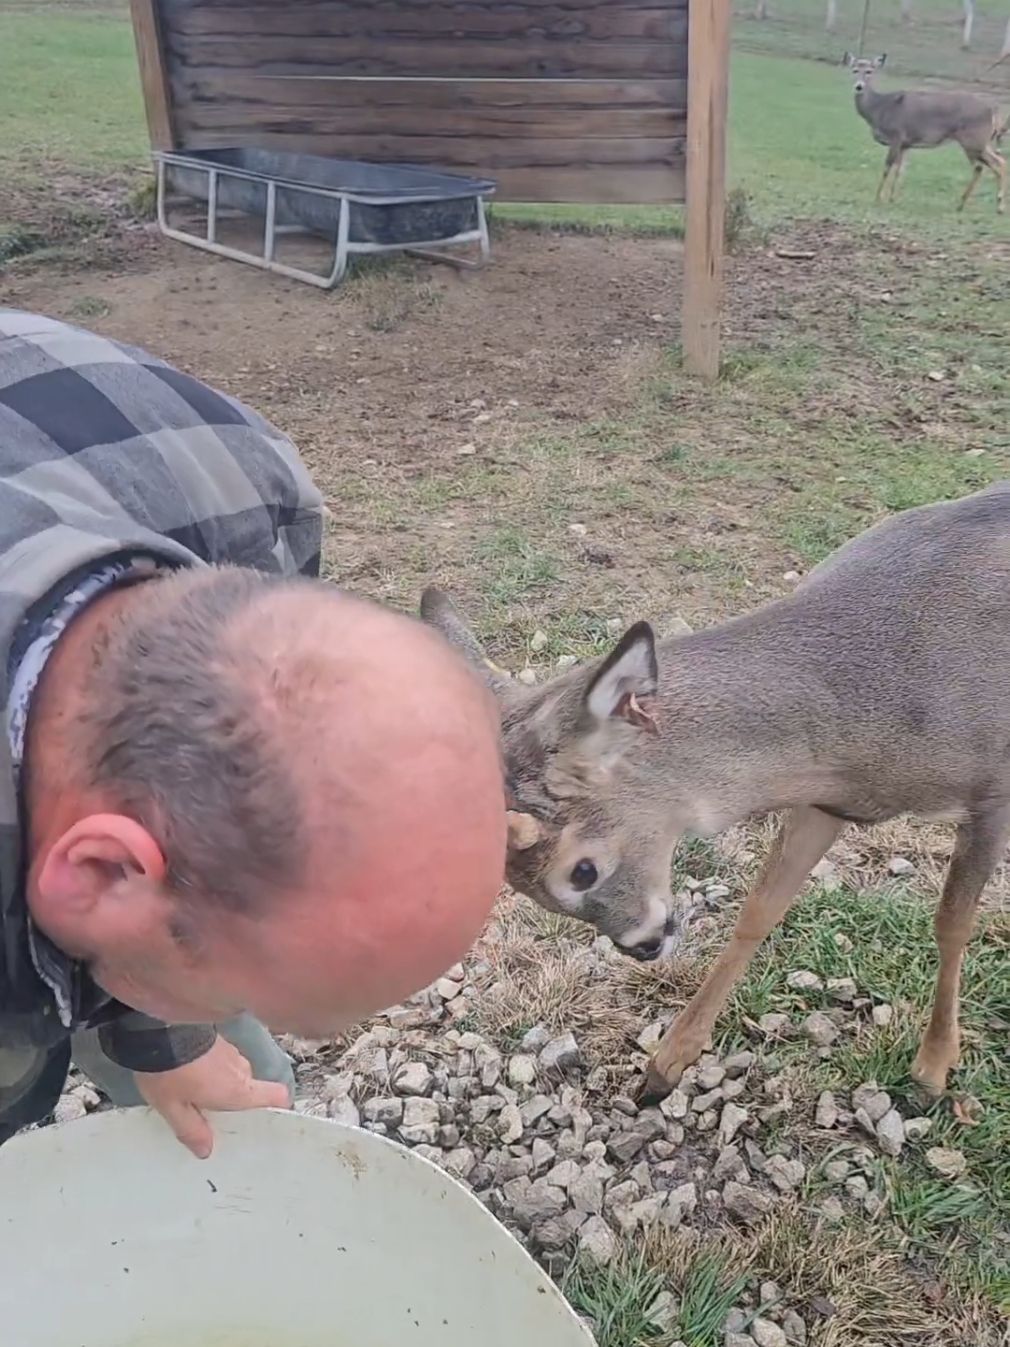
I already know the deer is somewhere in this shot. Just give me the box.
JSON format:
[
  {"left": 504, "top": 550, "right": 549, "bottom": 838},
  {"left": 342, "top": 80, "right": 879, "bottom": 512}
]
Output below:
[
  {"left": 842, "top": 52, "right": 1007, "bottom": 214},
  {"left": 421, "top": 480, "right": 1010, "bottom": 1103}
]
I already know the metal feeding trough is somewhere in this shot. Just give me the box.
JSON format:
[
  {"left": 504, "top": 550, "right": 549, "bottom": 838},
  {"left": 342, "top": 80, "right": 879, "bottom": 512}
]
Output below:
[{"left": 154, "top": 147, "right": 497, "bottom": 288}]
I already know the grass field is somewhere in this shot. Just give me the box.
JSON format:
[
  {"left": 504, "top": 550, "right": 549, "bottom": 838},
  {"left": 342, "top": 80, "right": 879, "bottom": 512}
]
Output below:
[{"left": 1, "top": 1, "right": 1009, "bottom": 1343}]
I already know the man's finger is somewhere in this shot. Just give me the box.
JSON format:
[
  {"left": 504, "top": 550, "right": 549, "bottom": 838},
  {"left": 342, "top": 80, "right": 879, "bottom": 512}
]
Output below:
[
  {"left": 166, "top": 1102, "right": 214, "bottom": 1160},
  {"left": 233, "top": 1079, "right": 293, "bottom": 1112}
]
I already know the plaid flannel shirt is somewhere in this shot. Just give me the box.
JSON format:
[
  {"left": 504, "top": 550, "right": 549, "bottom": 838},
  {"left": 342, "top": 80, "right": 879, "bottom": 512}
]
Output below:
[{"left": 0, "top": 308, "right": 324, "bottom": 1141}]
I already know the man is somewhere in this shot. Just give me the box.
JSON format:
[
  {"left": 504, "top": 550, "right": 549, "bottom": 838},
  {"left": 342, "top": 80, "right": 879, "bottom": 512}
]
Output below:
[{"left": 0, "top": 308, "right": 505, "bottom": 1159}]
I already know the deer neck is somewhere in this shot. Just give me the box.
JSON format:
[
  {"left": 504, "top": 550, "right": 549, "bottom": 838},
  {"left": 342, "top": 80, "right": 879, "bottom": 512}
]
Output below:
[
  {"left": 855, "top": 84, "right": 886, "bottom": 123},
  {"left": 654, "top": 603, "right": 839, "bottom": 833}
]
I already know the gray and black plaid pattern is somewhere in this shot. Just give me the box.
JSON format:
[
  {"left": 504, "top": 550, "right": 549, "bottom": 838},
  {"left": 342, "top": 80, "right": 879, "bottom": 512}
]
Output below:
[{"left": 0, "top": 308, "right": 325, "bottom": 1141}]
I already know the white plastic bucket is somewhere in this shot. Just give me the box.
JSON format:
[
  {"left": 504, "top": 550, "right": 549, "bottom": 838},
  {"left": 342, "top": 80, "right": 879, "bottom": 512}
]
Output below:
[{"left": 0, "top": 1107, "right": 597, "bottom": 1347}]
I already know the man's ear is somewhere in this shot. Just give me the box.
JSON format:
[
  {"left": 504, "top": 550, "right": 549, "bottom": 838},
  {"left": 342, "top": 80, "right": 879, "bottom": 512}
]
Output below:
[
  {"left": 34, "top": 814, "right": 166, "bottom": 913},
  {"left": 582, "top": 622, "right": 660, "bottom": 732}
]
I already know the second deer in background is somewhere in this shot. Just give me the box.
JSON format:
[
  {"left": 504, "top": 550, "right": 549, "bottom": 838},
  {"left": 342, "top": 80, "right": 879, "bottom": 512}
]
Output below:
[{"left": 843, "top": 52, "right": 1007, "bottom": 213}]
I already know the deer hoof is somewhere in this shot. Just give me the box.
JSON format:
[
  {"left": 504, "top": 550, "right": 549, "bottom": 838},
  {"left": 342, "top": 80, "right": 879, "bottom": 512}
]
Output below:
[{"left": 637, "top": 1065, "right": 675, "bottom": 1107}]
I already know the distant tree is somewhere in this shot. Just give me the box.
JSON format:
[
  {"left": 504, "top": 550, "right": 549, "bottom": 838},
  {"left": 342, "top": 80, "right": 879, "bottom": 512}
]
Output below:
[
  {"left": 900, "top": 0, "right": 914, "bottom": 21},
  {"left": 961, "top": 0, "right": 974, "bottom": 48},
  {"left": 754, "top": 0, "right": 768, "bottom": 18},
  {"left": 1000, "top": 14, "right": 1010, "bottom": 59},
  {"left": 826, "top": 0, "right": 838, "bottom": 31}
]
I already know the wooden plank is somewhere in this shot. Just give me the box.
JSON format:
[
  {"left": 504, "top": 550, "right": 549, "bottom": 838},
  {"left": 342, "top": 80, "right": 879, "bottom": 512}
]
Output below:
[
  {"left": 175, "top": 74, "right": 687, "bottom": 114},
  {"left": 681, "top": 0, "right": 730, "bottom": 380},
  {"left": 172, "top": 132, "right": 683, "bottom": 168},
  {"left": 169, "top": 2, "right": 686, "bottom": 43},
  {"left": 129, "top": 0, "right": 175, "bottom": 149},
  {"left": 179, "top": 103, "right": 683, "bottom": 140},
  {"left": 179, "top": 129, "right": 684, "bottom": 203},
  {"left": 172, "top": 76, "right": 687, "bottom": 141},
  {"left": 162, "top": 29, "right": 688, "bottom": 79},
  {"left": 165, "top": 0, "right": 685, "bottom": 15}
]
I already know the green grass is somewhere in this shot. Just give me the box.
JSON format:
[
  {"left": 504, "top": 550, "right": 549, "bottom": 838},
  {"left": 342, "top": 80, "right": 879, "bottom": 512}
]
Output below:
[
  {"left": 723, "top": 883, "right": 1010, "bottom": 1316},
  {"left": 0, "top": 4, "right": 146, "bottom": 170}
]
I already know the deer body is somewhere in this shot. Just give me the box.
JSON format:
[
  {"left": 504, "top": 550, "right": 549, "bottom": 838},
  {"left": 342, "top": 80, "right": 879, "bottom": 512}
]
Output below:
[
  {"left": 422, "top": 480, "right": 1010, "bottom": 1102},
  {"left": 844, "top": 53, "right": 1006, "bottom": 213}
]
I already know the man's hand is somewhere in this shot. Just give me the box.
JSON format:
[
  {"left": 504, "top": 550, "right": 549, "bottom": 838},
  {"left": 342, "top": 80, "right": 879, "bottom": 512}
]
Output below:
[{"left": 135, "top": 1035, "right": 292, "bottom": 1158}]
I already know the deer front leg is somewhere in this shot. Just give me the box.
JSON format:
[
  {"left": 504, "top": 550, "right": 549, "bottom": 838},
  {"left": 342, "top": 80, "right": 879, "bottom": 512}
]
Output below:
[
  {"left": 910, "top": 804, "right": 1009, "bottom": 1096},
  {"left": 876, "top": 146, "right": 900, "bottom": 203},
  {"left": 958, "top": 160, "right": 985, "bottom": 213},
  {"left": 640, "top": 807, "right": 843, "bottom": 1103}
]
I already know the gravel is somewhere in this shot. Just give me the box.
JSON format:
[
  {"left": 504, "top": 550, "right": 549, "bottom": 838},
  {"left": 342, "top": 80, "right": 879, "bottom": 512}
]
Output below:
[{"left": 54, "top": 948, "right": 930, "bottom": 1347}]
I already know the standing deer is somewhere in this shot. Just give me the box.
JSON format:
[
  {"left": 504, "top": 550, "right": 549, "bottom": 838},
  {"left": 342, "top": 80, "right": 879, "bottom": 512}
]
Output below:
[
  {"left": 421, "top": 481, "right": 1010, "bottom": 1101},
  {"left": 843, "top": 53, "right": 1007, "bottom": 213}
]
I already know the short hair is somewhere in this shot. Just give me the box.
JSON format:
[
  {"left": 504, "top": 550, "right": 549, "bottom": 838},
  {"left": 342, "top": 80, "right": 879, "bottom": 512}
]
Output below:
[{"left": 80, "top": 566, "right": 306, "bottom": 916}]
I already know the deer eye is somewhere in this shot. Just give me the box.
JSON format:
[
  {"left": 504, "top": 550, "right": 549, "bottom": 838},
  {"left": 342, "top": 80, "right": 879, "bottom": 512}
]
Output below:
[{"left": 570, "top": 860, "right": 598, "bottom": 891}]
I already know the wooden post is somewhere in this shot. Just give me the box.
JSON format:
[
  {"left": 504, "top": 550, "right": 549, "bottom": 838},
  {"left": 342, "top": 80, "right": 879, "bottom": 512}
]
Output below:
[
  {"left": 681, "top": 0, "right": 731, "bottom": 380},
  {"left": 129, "top": 0, "right": 175, "bottom": 151}
]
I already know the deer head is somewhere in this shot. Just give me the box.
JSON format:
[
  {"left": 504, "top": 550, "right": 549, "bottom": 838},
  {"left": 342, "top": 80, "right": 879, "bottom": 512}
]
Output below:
[
  {"left": 420, "top": 588, "right": 688, "bottom": 961},
  {"left": 842, "top": 51, "right": 887, "bottom": 94}
]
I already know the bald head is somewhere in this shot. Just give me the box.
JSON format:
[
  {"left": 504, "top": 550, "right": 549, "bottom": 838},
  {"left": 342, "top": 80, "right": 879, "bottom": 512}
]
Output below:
[{"left": 43, "top": 565, "right": 506, "bottom": 1033}]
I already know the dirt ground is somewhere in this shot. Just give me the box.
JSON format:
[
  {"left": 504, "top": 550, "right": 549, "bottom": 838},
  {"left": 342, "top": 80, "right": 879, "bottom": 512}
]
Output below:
[{"left": 2, "top": 211, "right": 831, "bottom": 609}]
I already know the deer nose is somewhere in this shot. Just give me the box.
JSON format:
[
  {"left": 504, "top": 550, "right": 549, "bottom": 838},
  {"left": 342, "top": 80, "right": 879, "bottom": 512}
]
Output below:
[
  {"left": 617, "top": 912, "right": 678, "bottom": 962},
  {"left": 624, "top": 934, "right": 664, "bottom": 961}
]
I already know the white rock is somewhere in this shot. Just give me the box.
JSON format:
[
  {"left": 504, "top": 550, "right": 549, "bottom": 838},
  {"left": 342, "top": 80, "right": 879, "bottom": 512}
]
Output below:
[
  {"left": 782, "top": 1309, "right": 807, "bottom": 1344},
  {"left": 903, "top": 1116, "right": 933, "bottom": 1142},
  {"left": 876, "top": 1108, "right": 905, "bottom": 1158},
  {"left": 723, "top": 1051, "right": 755, "bottom": 1078},
  {"left": 508, "top": 1054, "right": 538, "bottom": 1087},
  {"left": 820, "top": 1195, "right": 844, "bottom": 1222},
  {"left": 810, "top": 857, "right": 840, "bottom": 887},
  {"left": 530, "top": 629, "right": 549, "bottom": 653},
  {"left": 758, "top": 1012, "right": 790, "bottom": 1037},
  {"left": 520, "top": 1025, "right": 551, "bottom": 1053},
  {"left": 852, "top": 1083, "right": 891, "bottom": 1123},
  {"left": 539, "top": 1031, "right": 582, "bottom": 1072},
  {"left": 53, "top": 1095, "right": 87, "bottom": 1124},
  {"left": 663, "top": 1181, "right": 698, "bottom": 1229},
  {"left": 517, "top": 668, "right": 537, "bottom": 686},
  {"left": 726, "top": 1334, "right": 759, "bottom": 1347},
  {"left": 442, "top": 1147, "right": 477, "bottom": 1180},
  {"left": 926, "top": 1146, "right": 967, "bottom": 1179},
  {"left": 399, "top": 1097, "right": 440, "bottom": 1145},
  {"left": 871, "top": 1003, "right": 893, "bottom": 1027},
  {"left": 786, "top": 970, "right": 823, "bottom": 992},
  {"left": 826, "top": 977, "right": 858, "bottom": 1002},
  {"left": 719, "top": 1102, "right": 750, "bottom": 1147},
  {"left": 434, "top": 977, "right": 463, "bottom": 1001},
  {"left": 814, "top": 1091, "right": 838, "bottom": 1129},
  {"left": 752, "top": 1318, "right": 788, "bottom": 1347},
  {"left": 328, "top": 1095, "right": 361, "bottom": 1127},
  {"left": 556, "top": 654, "right": 578, "bottom": 670},
  {"left": 577, "top": 1214, "right": 616, "bottom": 1266},
  {"left": 802, "top": 1012, "right": 839, "bottom": 1046},
  {"left": 723, "top": 1181, "right": 773, "bottom": 1225},
  {"left": 660, "top": 1089, "right": 690, "bottom": 1120},
  {"left": 765, "top": 1154, "right": 805, "bottom": 1192},
  {"left": 568, "top": 522, "right": 589, "bottom": 537},
  {"left": 498, "top": 1103, "right": 524, "bottom": 1144},
  {"left": 392, "top": 1061, "right": 433, "bottom": 1096},
  {"left": 637, "top": 1021, "right": 666, "bottom": 1052},
  {"left": 887, "top": 856, "right": 915, "bottom": 876},
  {"left": 698, "top": 1064, "right": 727, "bottom": 1090}
]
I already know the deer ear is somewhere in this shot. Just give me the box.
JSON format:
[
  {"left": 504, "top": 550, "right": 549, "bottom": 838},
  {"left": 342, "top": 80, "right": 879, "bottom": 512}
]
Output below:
[
  {"left": 583, "top": 622, "right": 659, "bottom": 730},
  {"left": 420, "top": 587, "right": 514, "bottom": 697}
]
